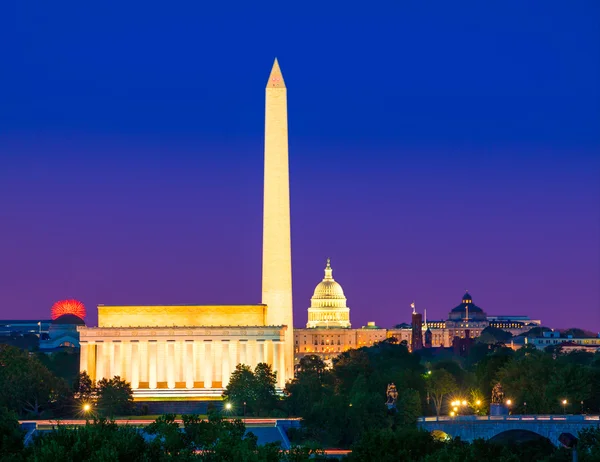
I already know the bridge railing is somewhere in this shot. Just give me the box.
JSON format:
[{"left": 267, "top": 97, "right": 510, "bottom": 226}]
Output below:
[{"left": 418, "top": 415, "right": 600, "bottom": 423}]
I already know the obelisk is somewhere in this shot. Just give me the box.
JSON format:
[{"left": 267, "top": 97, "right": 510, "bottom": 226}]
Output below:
[{"left": 262, "top": 58, "right": 293, "bottom": 386}]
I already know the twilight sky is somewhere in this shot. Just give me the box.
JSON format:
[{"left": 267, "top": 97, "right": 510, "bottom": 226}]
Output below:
[{"left": 0, "top": 1, "right": 599, "bottom": 331}]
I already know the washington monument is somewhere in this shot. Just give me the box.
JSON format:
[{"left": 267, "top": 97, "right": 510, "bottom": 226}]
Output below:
[{"left": 262, "top": 58, "right": 294, "bottom": 382}]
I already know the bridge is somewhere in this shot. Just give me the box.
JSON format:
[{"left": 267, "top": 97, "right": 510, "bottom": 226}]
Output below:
[{"left": 418, "top": 415, "right": 600, "bottom": 446}]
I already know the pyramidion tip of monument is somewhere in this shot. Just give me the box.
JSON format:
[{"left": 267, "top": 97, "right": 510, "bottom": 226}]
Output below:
[{"left": 267, "top": 57, "right": 285, "bottom": 89}]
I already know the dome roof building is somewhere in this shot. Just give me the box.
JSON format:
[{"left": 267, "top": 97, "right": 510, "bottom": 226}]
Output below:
[
  {"left": 306, "top": 259, "right": 351, "bottom": 328},
  {"left": 447, "top": 291, "right": 487, "bottom": 321}
]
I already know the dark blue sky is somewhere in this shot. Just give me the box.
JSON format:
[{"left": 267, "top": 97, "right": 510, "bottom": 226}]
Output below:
[{"left": 1, "top": 1, "right": 599, "bottom": 330}]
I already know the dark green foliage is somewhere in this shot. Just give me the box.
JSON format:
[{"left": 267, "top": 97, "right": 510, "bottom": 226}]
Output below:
[
  {"left": 0, "top": 407, "right": 26, "bottom": 461},
  {"left": 96, "top": 375, "right": 134, "bottom": 417},
  {"left": 396, "top": 388, "right": 422, "bottom": 425},
  {"left": 286, "top": 342, "right": 426, "bottom": 448},
  {"left": 577, "top": 426, "right": 600, "bottom": 462},
  {"left": 73, "top": 370, "right": 95, "bottom": 404},
  {"left": 30, "top": 418, "right": 148, "bottom": 462},
  {"left": 477, "top": 326, "right": 513, "bottom": 345},
  {"left": 0, "top": 344, "right": 69, "bottom": 417},
  {"left": 222, "top": 362, "right": 279, "bottom": 416},
  {"left": 348, "top": 427, "right": 440, "bottom": 462},
  {"left": 285, "top": 355, "right": 333, "bottom": 416},
  {"left": 37, "top": 349, "right": 80, "bottom": 385},
  {"left": 426, "top": 369, "right": 457, "bottom": 416}
]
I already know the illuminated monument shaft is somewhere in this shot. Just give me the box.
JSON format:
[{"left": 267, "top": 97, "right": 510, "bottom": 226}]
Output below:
[{"left": 262, "top": 59, "right": 294, "bottom": 382}]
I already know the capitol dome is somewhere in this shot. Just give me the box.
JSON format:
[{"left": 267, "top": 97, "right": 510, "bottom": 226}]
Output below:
[{"left": 306, "top": 259, "right": 351, "bottom": 328}]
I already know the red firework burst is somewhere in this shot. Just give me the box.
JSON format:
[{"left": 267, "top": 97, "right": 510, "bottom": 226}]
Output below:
[{"left": 51, "top": 299, "right": 86, "bottom": 320}]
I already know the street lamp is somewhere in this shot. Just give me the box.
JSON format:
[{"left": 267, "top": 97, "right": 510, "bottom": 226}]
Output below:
[
  {"left": 562, "top": 399, "right": 567, "bottom": 415},
  {"left": 82, "top": 403, "right": 92, "bottom": 422},
  {"left": 506, "top": 399, "right": 512, "bottom": 415},
  {"left": 225, "top": 402, "right": 232, "bottom": 411},
  {"left": 243, "top": 401, "right": 247, "bottom": 418},
  {"left": 461, "top": 400, "right": 467, "bottom": 407}
]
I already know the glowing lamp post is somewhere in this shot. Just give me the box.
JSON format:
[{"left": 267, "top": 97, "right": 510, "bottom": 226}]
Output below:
[
  {"left": 506, "top": 399, "right": 512, "bottom": 415},
  {"left": 562, "top": 399, "right": 568, "bottom": 415},
  {"left": 83, "top": 403, "right": 92, "bottom": 422}
]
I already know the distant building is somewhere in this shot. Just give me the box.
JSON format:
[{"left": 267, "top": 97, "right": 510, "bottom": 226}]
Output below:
[
  {"left": 411, "top": 304, "right": 423, "bottom": 351},
  {"left": 528, "top": 330, "right": 600, "bottom": 352},
  {"left": 39, "top": 314, "right": 85, "bottom": 352},
  {"left": 294, "top": 260, "right": 387, "bottom": 366},
  {"left": 0, "top": 320, "right": 50, "bottom": 337},
  {"left": 294, "top": 261, "right": 546, "bottom": 366}
]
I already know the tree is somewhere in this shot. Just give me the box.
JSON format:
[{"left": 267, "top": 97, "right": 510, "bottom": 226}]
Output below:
[
  {"left": 0, "top": 407, "right": 26, "bottom": 460},
  {"left": 223, "top": 364, "right": 257, "bottom": 410},
  {"left": 349, "top": 426, "right": 440, "bottom": 462},
  {"left": 285, "top": 356, "right": 332, "bottom": 417},
  {"left": 477, "top": 326, "right": 513, "bottom": 345},
  {"left": 254, "top": 363, "right": 278, "bottom": 415},
  {"left": 396, "top": 388, "right": 422, "bottom": 426},
  {"left": 0, "top": 345, "right": 66, "bottom": 417},
  {"left": 222, "top": 363, "right": 278, "bottom": 416},
  {"left": 426, "top": 369, "right": 458, "bottom": 416},
  {"left": 496, "top": 351, "right": 555, "bottom": 414},
  {"left": 29, "top": 418, "right": 148, "bottom": 461},
  {"left": 73, "top": 371, "right": 95, "bottom": 404},
  {"left": 96, "top": 376, "right": 134, "bottom": 417}
]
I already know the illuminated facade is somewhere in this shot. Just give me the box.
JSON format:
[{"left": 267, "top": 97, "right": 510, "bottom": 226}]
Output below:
[
  {"left": 306, "top": 259, "right": 351, "bottom": 329},
  {"left": 79, "top": 59, "right": 294, "bottom": 398},
  {"left": 295, "top": 260, "right": 385, "bottom": 366},
  {"left": 295, "top": 282, "right": 543, "bottom": 366}
]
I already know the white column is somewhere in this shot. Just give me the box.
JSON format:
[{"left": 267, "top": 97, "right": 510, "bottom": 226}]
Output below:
[
  {"left": 257, "top": 340, "right": 265, "bottom": 364},
  {"left": 112, "top": 342, "right": 121, "bottom": 378},
  {"left": 214, "top": 341, "right": 222, "bottom": 386},
  {"left": 131, "top": 342, "right": 139, "bottom": 389},
  {"left": 230, "top": 340, "right": 238, "bottom": 371},
  {"left": 175, "top": 341, "right": 183, "bottom": 386},
  {"left": 79, "top": 342, "right": 88, "bottom": 373},
  {"left": 124, "top": 342, "right": 132, "bottom": 383},
  {"left": 247, "top": 341, "right": 255, "bottom": 368},
  {"left": 203, "top": 341, "right": 212, "bottom": 388},
  {"left": 194, "top": 341, "right": 202, "bottom": 385},
  {"left": 157, "top": 341, "right": 166, "bottom": 385},
  {"left": 273, "top": 341, "right": 284, "bottom": 388},
  {"left": 106, "top": 341, "right": 114, "bottom": 379},
  {"left": 167, "top": 342, "right": 175, "bottom": 389},
  {"left": 185, "top": 341, "right": 194, "bottom": 389},
  {"left": 139, "top": 341, "right": 148, "bottom": 384},
  {"left": 96, "top": 342, "right": 104, "bottom": 380},
  {"left": 148, "top": 341, "right": 157, "bottom": 389},
  {"left": 239, "top": 341, "right": 247, "bottom": 366},
  {"left": 222, "top": 341, "right": 230, "bottom": 388}
]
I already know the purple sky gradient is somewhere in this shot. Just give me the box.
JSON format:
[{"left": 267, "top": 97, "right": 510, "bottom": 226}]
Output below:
[
  {"left": 1, "top": 1, "right": 599, "bottom": 331},
  {"left": 0, "top": 135, "right": 598, "bottom": 330}
]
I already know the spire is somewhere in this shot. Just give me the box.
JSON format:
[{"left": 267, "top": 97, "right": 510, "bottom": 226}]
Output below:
[
  {"left": 266, "top": 58, "right": 285, "bottom": 89},
  {"left": 424, "top": 308, "right": 428, "bottom": 329},
  {"left": 324, "top": 258, "right": 333, "bottom": 279}
]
